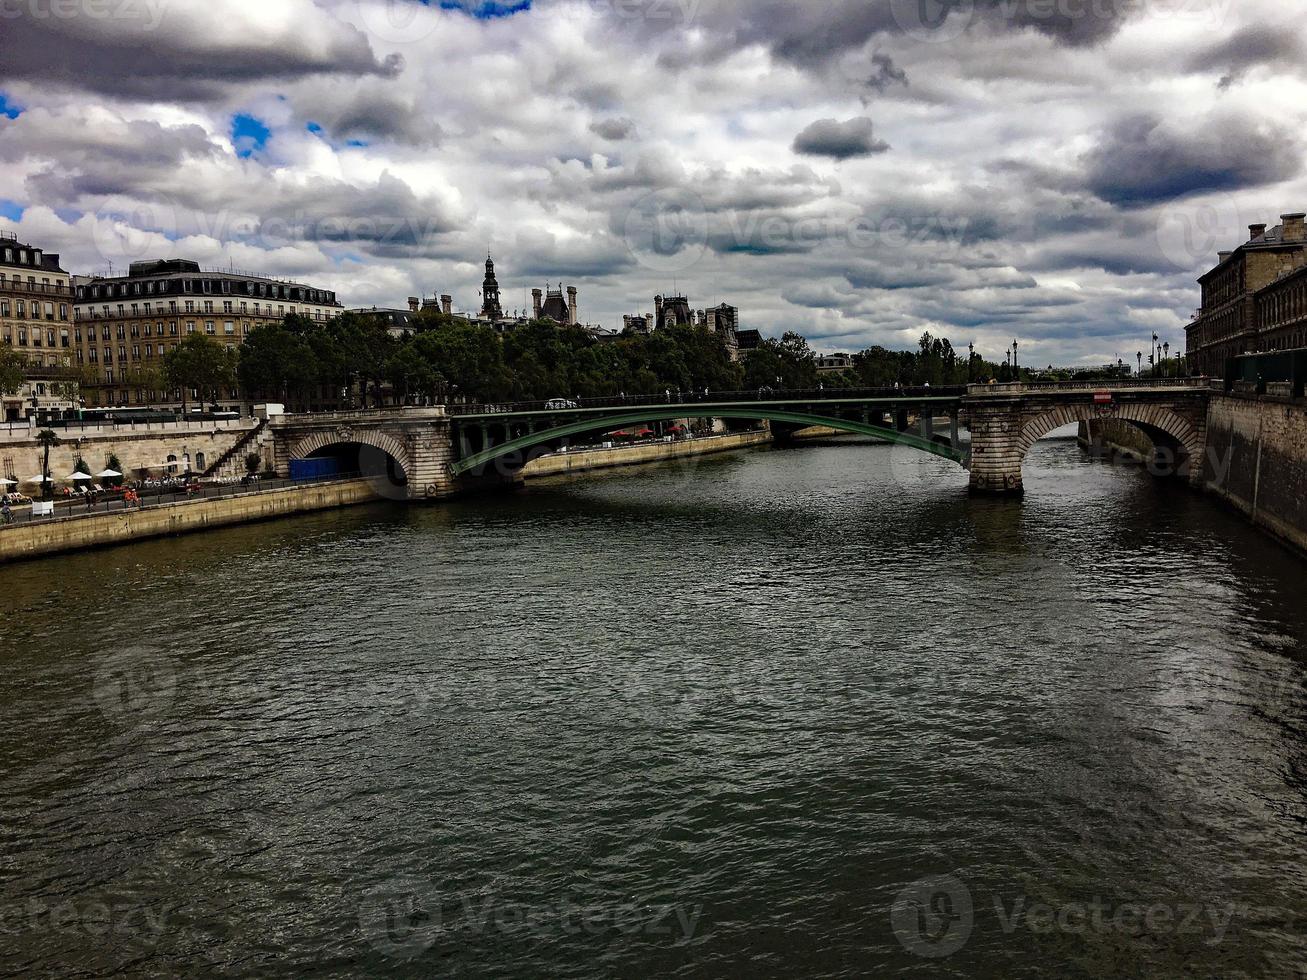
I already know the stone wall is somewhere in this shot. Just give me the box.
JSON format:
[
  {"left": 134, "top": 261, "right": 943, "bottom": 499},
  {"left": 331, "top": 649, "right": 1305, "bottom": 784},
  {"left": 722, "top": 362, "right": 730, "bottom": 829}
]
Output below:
[
  {"left": 1078, "top": 418, "right": 1156, "bottom": 461},
  {"left": 1203, "top": 394, "right": 1307, "bottom": 554},
  {"left": 0, "top": 420, "right": 255, "bottom": 484},
  {"left": 521, "top": 431, "right": 771, "bottom": 478},
  {"left": 0, "top": 479, "right": 378, "bottom": 564}
]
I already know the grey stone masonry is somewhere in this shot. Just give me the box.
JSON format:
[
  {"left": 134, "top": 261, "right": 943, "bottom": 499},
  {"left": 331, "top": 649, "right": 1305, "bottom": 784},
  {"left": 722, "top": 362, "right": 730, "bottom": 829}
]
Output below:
[{"left": 965, "top": 381, "right": 1212, "bottom": 494}]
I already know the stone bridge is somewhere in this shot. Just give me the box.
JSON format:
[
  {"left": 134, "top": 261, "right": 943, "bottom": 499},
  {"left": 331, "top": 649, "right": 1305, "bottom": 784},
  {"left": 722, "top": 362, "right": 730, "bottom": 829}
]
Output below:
[{"left": 268, "top": 380, "right": 1213, "bottom": 500}]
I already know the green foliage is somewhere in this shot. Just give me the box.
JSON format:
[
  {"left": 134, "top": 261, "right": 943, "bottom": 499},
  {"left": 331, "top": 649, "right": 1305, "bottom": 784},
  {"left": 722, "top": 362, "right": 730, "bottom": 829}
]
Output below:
[
  {"left": 106, "top": 453, "right": 124, "bottom": 488},
  {"left": 164, "top": 334, "right": 237, "bottom": 409},
  {"left": 0, "top": 343, "right": 25, "bottom": 396}
]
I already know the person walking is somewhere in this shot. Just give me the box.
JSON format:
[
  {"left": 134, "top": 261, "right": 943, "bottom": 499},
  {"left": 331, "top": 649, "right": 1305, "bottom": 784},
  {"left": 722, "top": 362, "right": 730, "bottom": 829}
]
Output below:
[{"left": 1, "top": 501, "right": 11, "bottom": 526}]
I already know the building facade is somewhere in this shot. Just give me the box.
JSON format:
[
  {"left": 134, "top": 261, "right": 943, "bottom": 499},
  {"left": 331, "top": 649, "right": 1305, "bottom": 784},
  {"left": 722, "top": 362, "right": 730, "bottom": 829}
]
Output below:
[
  {"left": 816, "top": 353, "right": 854, "bottom": 375},
  {"left": 0, "top": 231, "right": 77, "bottom": 420},
  {"left": 73, "top": 259, "right": 342, "bottom": 408},
  {"left": 1188, "top": 213, "right": 1307, "bottom": 376}
]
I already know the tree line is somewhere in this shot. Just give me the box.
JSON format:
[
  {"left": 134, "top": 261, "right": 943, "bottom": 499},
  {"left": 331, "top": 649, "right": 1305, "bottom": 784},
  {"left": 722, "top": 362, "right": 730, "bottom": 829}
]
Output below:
[{"left": 2, "top": 311, "right": 1129, "bottom": 413}]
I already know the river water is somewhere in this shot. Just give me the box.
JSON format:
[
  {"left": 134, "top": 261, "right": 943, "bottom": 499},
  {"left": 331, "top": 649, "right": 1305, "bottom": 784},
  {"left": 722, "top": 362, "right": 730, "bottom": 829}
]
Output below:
[{"left": 2, "top": 435, "right": 1306, "bottom": 977}]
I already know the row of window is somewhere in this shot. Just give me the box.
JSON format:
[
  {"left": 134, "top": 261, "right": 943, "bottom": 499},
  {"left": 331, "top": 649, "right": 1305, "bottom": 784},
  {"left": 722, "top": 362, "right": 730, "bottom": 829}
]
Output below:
[
  {"left": 1, "top": 327, "right": 71, "bottom": 348},
  {"left": 79, "top": 278, "right": 335, "bottom": 305},
  {"left": 1257, "top": 279, "right": 1307, "bottom": 330},
  {"left": 0, "top": 299, "right": 69, "bottom": 320},
  {"left": 0, "top": 273, "right": 67, "bottom": 293},
  {"left": 76, "top": 303, "right": 335, "bottom": 321},
  {"left": 0, "top": 246, "right": 47, "bottom": 269}
]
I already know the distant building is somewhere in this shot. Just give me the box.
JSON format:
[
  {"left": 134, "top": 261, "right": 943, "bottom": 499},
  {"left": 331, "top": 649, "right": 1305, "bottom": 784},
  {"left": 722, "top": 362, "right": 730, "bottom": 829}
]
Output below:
[
  {"left": 479, "top": 254, "right": 505, "bottom": 321},
  {"left": 348, "top": 307, "right": 419, "bottom": 338},
  {"left": 0, "top": 230, "right": 76, "bottom": 420},
  {"left": 73, "top": 258, "right": 342, "bottom": 408},
  {"left": 816, "top": 353, "right": 854, "bottom": 375},
  {"left": 700, "top": 303, "right": 739, "bottom": 360},
  {"left": 736, "top": 329, "right": 763, "bottom": 352},
  {"left": 1188, "top": 212, "right": 1307, "bottom": 376},
  {"left": 622, "top": 314, "right": 652, "bottom": 335},
  {"left": 532, "top": 283, "right": 580, "bottom": 326},
  {"left": 655, "top": 294, "right": 695, "bottom": 330}
]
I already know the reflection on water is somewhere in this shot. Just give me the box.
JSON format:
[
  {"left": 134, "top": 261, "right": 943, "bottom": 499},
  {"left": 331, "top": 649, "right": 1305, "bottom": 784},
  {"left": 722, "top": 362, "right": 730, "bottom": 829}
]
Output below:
[{"left": 1, "top": 437, "right": 1306, "bottom": 977}]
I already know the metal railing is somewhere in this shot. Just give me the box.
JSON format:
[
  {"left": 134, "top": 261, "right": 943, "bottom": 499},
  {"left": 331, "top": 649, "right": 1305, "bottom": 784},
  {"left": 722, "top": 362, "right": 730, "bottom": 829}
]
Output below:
[
  {"left": 971, "top": 377, "right": 1209, "bottom": 394},
  {"left": 0, "top": 471, "right": 365, "bottom": 529},
  {"left": 449, "top": 386, "right": 967, "bottom": 417}
]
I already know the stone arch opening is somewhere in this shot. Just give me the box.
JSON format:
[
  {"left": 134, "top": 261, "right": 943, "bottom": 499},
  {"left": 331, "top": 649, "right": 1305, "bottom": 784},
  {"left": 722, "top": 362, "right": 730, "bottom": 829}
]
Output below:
[
  {"left": 1016, "top": 404, "right": 1204, "bottom": 488},
  {"left": 289, "top": 429, "right": 412, "bottom": 497}
]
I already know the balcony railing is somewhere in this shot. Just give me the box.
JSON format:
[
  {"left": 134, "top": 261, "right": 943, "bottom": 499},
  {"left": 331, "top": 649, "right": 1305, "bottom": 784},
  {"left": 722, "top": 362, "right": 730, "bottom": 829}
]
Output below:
[{"left": 0, "top": 281, "right": 71, "bottom": 296}]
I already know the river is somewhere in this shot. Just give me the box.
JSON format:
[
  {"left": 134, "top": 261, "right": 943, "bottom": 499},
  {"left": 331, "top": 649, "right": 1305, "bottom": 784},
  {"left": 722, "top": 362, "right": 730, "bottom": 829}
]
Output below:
[{"left": 1, "top": 435, "right": 1305, "bottom": 977}]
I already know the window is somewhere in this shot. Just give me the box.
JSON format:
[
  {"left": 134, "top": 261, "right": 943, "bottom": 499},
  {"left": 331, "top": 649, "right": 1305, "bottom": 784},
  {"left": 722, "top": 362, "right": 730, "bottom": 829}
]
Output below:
[{"left": 205, "top": 321, "right": 215, "bottom": 335}]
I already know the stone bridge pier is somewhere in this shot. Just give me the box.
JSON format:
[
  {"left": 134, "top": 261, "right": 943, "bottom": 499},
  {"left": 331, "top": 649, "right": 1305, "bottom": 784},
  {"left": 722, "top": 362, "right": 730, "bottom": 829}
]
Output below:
[
  {"left": 966, "top": 384, "right": 1210, "bottom": 494},
  {"left": 270, "top": 408, "right": 512, "bottom": 501}
]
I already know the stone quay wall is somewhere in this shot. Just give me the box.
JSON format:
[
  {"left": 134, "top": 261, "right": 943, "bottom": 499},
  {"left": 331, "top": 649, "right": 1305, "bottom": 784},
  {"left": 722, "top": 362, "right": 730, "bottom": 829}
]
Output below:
[
  {"left": 0, "top": 420, "right": 255, "bottom": 483},
  {"left": 521, "top": 431, "right": 771, "bottom": 478},
  {"left": 1202, "top": 393, "right": 1307, "bottom": 555},
  {"left": 0, "top": 479, "right": 378, "bottom": 564}
]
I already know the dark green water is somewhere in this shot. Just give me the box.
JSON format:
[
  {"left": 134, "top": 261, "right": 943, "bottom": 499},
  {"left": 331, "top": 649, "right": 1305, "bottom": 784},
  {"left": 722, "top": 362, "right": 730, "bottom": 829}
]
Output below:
[{"left": 2, "top": 437, "right": 1306, "bottom": 977}]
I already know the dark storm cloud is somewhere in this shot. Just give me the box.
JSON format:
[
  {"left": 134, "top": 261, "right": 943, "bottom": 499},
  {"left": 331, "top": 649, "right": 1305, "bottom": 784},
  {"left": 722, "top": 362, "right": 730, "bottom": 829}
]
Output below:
[
  {"left": 589, "top": 117, "right": 638, "bottom": 141},
  {"left": 298, "top": 86, "right": 444, "bottom": 147},
  {"left": 978, "top": 0, "right": 1134, "bottom": 47},
  {"left": 1082, "top": 114, "right": 1301, "bottom": 207},
  {"left": 793, "top": 118, "right": 889, "bottom": 160},
  {"left": 0, "top": 5, "right": 401, "bottom": 101},
  {"left": 1183, "top": 26, "right": 1302, "bottom": 89}
]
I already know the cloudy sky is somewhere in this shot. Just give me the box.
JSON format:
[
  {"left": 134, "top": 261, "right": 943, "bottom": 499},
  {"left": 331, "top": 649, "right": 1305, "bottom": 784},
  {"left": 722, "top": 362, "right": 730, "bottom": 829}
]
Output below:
[{"left": 1, "top": 0, "right": 1304, "bottom": 365}]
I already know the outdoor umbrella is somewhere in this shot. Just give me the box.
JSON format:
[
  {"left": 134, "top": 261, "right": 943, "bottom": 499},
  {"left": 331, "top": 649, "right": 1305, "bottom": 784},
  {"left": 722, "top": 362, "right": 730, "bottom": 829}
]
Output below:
[
  {"left": 25, "top": 475, "right": 51, "bottom": 484},
  {"left": 0, "top": 478, "right": 15, "bottom": 486},
  {"left": 97, "top": 469, "right": 122, "bottom": 479},
  {"left": 68, "top": 472, "right": 93, "bottom": 482}
]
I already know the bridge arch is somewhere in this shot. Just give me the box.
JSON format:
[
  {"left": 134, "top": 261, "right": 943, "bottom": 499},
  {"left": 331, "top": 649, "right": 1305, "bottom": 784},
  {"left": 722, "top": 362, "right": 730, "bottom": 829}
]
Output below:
[
  {"left": 1018, "top": 403, "right": 1204, "bottom": 480},
  {"left": 289, "top": 428, "right": 413, "bottom": 491},
  {"left": 451, "top": 407, "right": 966, "bottom": 477}
]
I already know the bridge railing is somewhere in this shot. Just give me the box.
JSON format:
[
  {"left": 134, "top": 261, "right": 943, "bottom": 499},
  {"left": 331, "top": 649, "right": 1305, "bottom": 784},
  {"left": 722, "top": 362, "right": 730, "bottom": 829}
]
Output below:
[
  {"left": 969, "top": 378, "right": 1212, "bottom": 395},
  {"left": 448, "top": 385, "right": 967, "bottom": 417}
]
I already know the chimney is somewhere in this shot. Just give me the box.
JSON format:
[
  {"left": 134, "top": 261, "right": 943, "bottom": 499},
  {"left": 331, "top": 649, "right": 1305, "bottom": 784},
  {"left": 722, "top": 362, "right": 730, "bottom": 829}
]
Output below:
[
  {"left": 441, "top": 294, "right": 452, "bottom": 315},
  {"left": 532, "top": 288, "right": 543, "bottom": 319},
  {"left": 567, "top": 286, "right": 578, "bottom": 325},
  {"left": 1218, "top": 251, "right": 1232, "bottom": 263},
  {"left": 1250, "top": 223, "right": 1268, "bottom": 241},
  {"left": 407, "top": 296, "right": 419, "bottom": 313},
  {"left": 1282, "top": 213, "right": 1306, "bottom": 243}
]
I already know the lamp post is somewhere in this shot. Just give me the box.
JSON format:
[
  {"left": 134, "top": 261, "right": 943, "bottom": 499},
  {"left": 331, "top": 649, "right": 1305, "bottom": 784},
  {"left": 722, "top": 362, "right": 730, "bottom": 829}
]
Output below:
[
  {"left": 1137, "top": 351, "right": 1143, "bottom": 376},
  {"left": 968, "top": 341, "right": 975, "bottom": 382},
  {"left": 1152, "top": 333, "right": 1159, "bottom": 371},
  {"left": 1163, "top": 342, "right": 1170, "bottom": 376},
  {"left": 1012, "top": 339, "right": 1019, "bottom": 375}
]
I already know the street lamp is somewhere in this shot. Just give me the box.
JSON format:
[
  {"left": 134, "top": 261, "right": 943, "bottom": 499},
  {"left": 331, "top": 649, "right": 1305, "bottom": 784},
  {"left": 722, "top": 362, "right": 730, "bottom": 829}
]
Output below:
[
  {"left": 1012, "top": 339, "right": 1019, "bottom": 373},
  {"left": 1137, "top": 351, "right": 1143, "bottom": 375},
  {"left": 968, "top": 341, "right": 975, "bottom": 382}
]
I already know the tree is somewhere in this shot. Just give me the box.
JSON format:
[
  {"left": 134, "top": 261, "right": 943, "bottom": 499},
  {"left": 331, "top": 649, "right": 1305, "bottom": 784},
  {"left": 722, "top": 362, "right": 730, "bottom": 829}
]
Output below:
[
  {"left": 0, "top": 343, "right": 26, "bottom": 397},
  {"left": 36, "top": 428, "right": 59, "bottom": 502},
  {"left": 164, "top": 334, "right": 236, "bottom": 412}
]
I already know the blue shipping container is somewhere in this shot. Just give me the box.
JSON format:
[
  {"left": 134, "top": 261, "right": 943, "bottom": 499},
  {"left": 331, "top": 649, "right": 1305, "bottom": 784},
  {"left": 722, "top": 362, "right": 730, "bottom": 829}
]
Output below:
[{"left": 290, "top": 458, "right": 339, "bottom": 481}]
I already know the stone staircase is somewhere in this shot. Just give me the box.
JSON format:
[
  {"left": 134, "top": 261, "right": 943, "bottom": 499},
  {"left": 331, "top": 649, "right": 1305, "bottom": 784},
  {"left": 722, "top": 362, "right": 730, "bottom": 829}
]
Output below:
[{"left": 204, "top": 419, "right": 271, "bottom": 480}]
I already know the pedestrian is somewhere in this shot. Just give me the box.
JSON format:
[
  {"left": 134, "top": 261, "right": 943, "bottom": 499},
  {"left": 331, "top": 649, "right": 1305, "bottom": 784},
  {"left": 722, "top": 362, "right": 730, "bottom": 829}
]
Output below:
[
  {"left": 665, "top": 388, "right": 671, "bottom": 403},
  {"left": 1, "top": 501, "right": 11, "bottom": 526}
]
